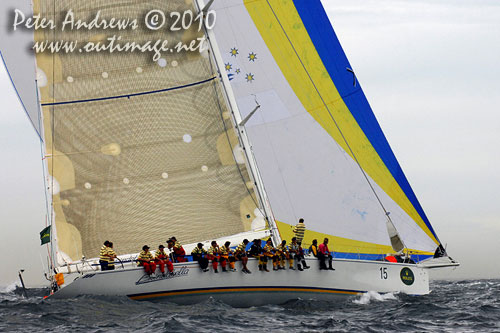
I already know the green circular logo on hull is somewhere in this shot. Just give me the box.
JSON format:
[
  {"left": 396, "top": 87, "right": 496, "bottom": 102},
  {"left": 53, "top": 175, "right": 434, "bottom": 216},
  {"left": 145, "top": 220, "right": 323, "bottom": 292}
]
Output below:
[{"left": 400, "top": 267, "right": 415, "bottom": 285}]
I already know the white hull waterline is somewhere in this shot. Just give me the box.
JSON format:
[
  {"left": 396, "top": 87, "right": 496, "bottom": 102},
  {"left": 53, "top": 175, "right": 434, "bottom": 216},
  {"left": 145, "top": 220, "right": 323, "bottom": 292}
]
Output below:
[{"left": 51, "top": 258, "right": 429, "bottom": 306}]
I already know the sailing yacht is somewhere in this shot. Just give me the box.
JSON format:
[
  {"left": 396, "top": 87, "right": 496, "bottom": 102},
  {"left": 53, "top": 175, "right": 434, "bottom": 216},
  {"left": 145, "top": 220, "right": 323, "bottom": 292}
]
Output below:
[{"left": 0, "top": 0, "right": 458, "bottom": 306}]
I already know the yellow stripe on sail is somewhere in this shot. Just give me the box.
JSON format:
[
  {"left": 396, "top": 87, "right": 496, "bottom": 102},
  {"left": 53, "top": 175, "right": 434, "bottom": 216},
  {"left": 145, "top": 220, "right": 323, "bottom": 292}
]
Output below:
[
  {"left": 243, "top": 0, "right": 438, "bottom": 245},
  {"left": 275, "top": 220, "right": 433, "bottom": 256}
]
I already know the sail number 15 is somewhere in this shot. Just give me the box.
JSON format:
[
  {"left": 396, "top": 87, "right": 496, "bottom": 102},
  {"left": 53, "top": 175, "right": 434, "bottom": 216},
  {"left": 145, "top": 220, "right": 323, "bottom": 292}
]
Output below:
[{"left": 380, "top": 267, "right": 388, "bottom": 279}]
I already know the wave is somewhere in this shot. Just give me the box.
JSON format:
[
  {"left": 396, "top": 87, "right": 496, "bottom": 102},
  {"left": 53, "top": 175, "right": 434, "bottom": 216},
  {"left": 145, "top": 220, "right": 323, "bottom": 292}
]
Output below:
[
  {"left": 1, "top": 282, "right": 21, "bottom": 294},
  {"left": 353, "top": 291, "right": 398, "bottom": 305}
]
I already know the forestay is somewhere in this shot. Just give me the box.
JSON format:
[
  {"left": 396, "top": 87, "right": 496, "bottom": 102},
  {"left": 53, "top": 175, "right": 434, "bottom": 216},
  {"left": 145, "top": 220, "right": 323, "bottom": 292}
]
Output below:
[{"left": 211, "top": 0, "right": 440, "bottom": 259}]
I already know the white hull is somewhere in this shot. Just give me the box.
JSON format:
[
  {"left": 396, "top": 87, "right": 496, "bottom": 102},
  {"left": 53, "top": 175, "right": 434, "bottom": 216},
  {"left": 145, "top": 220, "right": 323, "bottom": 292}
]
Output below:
[{"left": 51, "top": 258, "right": 429, "bottom": 306}]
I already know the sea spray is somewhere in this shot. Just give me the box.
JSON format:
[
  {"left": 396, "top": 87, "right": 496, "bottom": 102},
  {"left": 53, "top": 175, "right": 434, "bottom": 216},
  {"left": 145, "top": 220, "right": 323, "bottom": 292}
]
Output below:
[
  {"left": 1, "top": 282, "right": 20, "bottom": 293},
  {"left": 353, "top": 290, "right": 398, "bottom": 305}
]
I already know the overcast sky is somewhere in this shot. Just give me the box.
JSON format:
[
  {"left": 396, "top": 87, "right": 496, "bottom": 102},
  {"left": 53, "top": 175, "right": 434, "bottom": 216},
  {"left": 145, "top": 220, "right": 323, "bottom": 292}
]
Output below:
[{"left": 1, "top": 0, "right": 499, "bottom": 287}]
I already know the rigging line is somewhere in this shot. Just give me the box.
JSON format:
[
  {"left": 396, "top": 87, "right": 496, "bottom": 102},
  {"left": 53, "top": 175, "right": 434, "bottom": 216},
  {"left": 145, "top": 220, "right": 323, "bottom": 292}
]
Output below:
[
  {"left": 36, "top": 84, "right": 51, "bottom": 224},
  {"left": 265, "top": 1, "right": 402, "bottom": 241},
  {"left": 50, "top": 0, "right": 56, "bottom": 273},
  {"left": 31, "top": 0, "right": 44, "bottom": 143},
  {"left": 41, "top": 76, "right": 217, "bottom": 107}
]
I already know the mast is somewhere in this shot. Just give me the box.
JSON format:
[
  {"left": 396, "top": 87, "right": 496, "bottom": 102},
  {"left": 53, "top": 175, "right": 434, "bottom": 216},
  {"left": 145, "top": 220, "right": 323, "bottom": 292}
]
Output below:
[{"left": 195, "top": 0, "right": 281, "bottom": 246}]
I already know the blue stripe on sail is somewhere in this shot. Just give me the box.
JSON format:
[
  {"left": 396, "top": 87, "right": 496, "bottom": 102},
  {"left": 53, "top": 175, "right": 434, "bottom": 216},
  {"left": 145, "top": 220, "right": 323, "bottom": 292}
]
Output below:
[
  {"left": 292, "top": 0, "right": 439, "bottom": 241},
  {"left": 331, "top": 252, "right": 432, "bottom": 263}
]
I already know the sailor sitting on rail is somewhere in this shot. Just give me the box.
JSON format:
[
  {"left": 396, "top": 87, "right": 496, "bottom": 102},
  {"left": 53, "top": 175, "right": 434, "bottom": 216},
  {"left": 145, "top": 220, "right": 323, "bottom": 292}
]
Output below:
[
  {"left": 208, "top": 241, "right": 226, "bottom": 273},
  {"left": 167, "top": 237, "right": 187, "bottom": 263},
  {"left": 235, "top": 239, "right": 251, "bottom": 274},
  {"left": 276, "top": 240, "right": 289, "bottom": 270},
  {"left": 155, "top": 245, "right": 174, "bottom": 276},
  {"left": 221, "top": 241, "right": 237, "bottom": 272},
  {"left": 296, "top": 241, "right": 310, "bottom": 271},
  {"left": 248, "top": 239, "right": 266, "bottom": 272},
  {"left": 263, "top": 239, "right": 278, "bottom": 271},
  {"left": 191, "top": 243, "right": 209, "bottom": 272},
  {"left": 318, "top": 238, "right": 335, "bottom": 271},
  {"left": 309, "top": 239, "right": 319, "bottom": 258},
  {"left": 288, "top": 237, "right": 300, "bottom": 270},
  {"left": 137, "top": 245, "right": 156, "bottom": 276}
]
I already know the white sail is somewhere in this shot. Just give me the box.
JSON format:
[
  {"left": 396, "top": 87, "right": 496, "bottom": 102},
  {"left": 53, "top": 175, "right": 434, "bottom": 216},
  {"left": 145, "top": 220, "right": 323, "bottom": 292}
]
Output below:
[
  {"left": 0, "top": 0, "right": 42, "bottom": 139},
  {"left": 211, "top": 0, "right": 440, "bottom": 258}
]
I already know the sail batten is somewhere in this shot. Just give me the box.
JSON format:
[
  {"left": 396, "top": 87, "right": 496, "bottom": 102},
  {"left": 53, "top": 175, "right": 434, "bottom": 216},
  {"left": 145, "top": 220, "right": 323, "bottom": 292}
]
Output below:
[{"left": 40, "top": 76, "right": 217, "bottom": 107}]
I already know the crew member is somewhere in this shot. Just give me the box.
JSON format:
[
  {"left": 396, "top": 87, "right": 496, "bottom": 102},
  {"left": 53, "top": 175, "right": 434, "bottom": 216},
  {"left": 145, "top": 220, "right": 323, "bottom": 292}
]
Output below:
[
  {"left": 276, "top": 240, "right": 289, "bottom": 270},
  {"left": 309, "top": 239, "right": 319, "bottom": 258},
  {"left": 297, "top": 241, "right": 310, "bottom": 271},
  {"left": 235, "top": 239, "right": 251, "bottom": 274},
  {"left": 263, "top": 239, "right": 278, "bottom": 271},
  {"left": 167, "top": 237, "right": 187, "bottom": 263},
  {"left": 99, "top": 240, "right": 116, "bottom": 271},
  {"left": 288, "top": 237, "right": 299, "bottom": 270},
  {"left": 155, "top": 245, "right": 174, "bottom": 276},
  {"left": 221, "top": 241, "right": 236, "bottom": 272},
  {"left": 292, "top": 218, "right": 306, "bottom": 244},
  {"left": 318, "top": 238, "right": 335, "bottom": 271},
  {"left": 248, "top": 239, "right": 266, "bottom": 272},
  {"left": 208, "top": 241, "right": 226, "bottom": 273},
  {"left": 137, "top": 245, "right": 156, "bottom": 276},
  {"left": 107, "top": 242, "right": 117, "bottom": 270},
  {"left": 191, "top": 243, "right": 209, "bottom": 272}
]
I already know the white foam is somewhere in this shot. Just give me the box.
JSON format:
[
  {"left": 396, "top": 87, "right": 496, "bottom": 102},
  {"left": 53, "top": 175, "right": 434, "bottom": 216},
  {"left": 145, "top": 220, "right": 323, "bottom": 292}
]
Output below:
[
  {"left": 353, "top": 291, "right": 397, "bottom": 305},
  {"left": 1, "top": 282, "right": 20, "bottom": 293}
]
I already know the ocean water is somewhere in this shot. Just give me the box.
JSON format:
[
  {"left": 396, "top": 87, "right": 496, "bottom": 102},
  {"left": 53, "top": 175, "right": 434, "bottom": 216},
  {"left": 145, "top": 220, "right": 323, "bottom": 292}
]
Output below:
[{"left": 1, "top": 280, "right": 499, "bottom": 332}]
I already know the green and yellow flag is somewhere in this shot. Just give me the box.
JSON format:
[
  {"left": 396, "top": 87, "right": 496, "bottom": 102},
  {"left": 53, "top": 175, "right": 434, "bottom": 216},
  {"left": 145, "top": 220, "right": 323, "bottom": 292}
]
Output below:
[{"left": 40, "top": 226, "right": 51, "bottom": 245}]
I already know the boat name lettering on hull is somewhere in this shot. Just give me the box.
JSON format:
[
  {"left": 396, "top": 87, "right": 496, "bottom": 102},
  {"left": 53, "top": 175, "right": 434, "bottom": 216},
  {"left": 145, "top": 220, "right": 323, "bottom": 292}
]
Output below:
[{"left": 135, "top": 266, "right": 189, "bottom": 285}]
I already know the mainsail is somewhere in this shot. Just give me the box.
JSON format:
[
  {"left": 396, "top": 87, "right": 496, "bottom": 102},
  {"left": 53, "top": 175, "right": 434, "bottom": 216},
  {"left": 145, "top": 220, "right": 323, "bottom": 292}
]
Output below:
[
  {"left": 211, "top": 0, "right": 440, "bottom": 259},
  {"left": 27, "top": 0, "right": 266, "bottom": 263}
]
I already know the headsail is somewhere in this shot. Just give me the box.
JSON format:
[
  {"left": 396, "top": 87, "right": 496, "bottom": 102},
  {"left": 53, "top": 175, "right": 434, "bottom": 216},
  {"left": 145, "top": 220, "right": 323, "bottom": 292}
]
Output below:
[
  {"left": 33, "top": 0, "right": 264, "bottom": 263},
  {"left": 211, "top": 0, "right": 440, "bottom": 259},
  {"left": 0, "top": 0, "right": 42, "bottom": 140}
]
